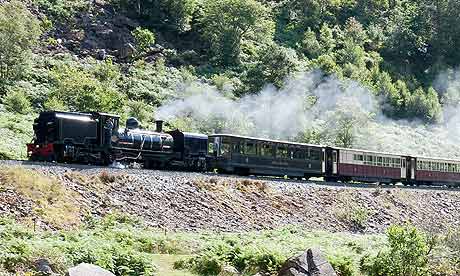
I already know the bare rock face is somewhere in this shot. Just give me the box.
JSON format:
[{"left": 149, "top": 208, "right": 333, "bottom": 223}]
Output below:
[
  {"left": 67, "top": 263, "right": 115, "bottom": 276},
  {"left": 278, "top": 249, "right": 336, "bottom": 276}
]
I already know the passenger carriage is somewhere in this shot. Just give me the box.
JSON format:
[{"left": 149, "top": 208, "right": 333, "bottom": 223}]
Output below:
[
  {"left": 330, "top": 148, "right": 410, "bottom": 184},
  {"left": 415, "top": 156, "right": 460, "bottom": 186},
  {"left": 207, "top": 134, "right": 325, "bottom": 178}
]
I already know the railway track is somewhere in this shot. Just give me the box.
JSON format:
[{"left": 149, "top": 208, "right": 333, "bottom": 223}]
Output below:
[{"left": 2, "top": 159, "right": 460, "bottom": 192}]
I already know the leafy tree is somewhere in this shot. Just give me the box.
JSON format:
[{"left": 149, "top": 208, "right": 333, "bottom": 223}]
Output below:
[
  {"left": 301, "top": 28, "right": 321, "bottom": 59},
  {"left": 406, "top": 87, "right": 441, "bottom": 123},
  {"left": 318, "top": 24, "right": 336, "bottom": 54},
  {"left": 0, "top": 0, "right": 42, "bottom": 94},
  {"left": 125, "top": 100, "right": 155, "bottom": 125},
  {"left": 199, "top": 0, "right": 274, "bottom": 65},
  {"left": 242, "top": 43, "right": 298, "bottom": 94}
]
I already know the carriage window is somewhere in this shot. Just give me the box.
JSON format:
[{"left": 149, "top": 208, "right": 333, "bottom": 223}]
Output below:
[
  {"left": 310, "top": 149, "right": 321, "bottom": 160},
  {"left": 353, "top": 154, "right": 364, "bottom": 161},
  {"left": 232, "top": 141, "right": 240, "bottom": 153},
  {"left": 393, "top": 158, "right": 401, "bottom": 168},
  {"left": 246, "top": 141, "right": 257, "bottom": 155},
  {"left": 276, "top": 145, "right": 289, "bottom": 159},
  {"left": 208, "top": 141, "right": 214, "bottom": 154},
  {"left": 220, "top": 138, "right": 231, "bottom": 156},
  {"left": 294, "top": 148, "right": 305, "bottom": 159},
  {"left": 377, "top": 156, "right": 383, "bottom": 166},
  {"left": 260, "top": 143, "right": 272, "bottom": 157},
  {"left": 383, "top": 157, "right": 390, "bottom": 167}
]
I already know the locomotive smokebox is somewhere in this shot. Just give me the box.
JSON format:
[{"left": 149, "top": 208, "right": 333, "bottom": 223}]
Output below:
[{"left": 155, "top": 120, "right": 164, "bottom": 133}]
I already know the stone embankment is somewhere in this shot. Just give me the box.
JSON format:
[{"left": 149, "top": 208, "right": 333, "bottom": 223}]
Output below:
[{"left": 1, "top": 161, "right": 459, "bottom": 232}]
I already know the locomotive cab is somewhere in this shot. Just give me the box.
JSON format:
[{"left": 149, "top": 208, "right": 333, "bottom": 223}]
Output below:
[{"left": 28, "top": 111, "right": 120, "bottom": 163}]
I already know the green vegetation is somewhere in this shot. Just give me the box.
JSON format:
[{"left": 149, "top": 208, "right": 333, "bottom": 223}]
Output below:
[
  {"left": 0, "top": 214, "right": 458, "bottom": 276},
  {"left": 1, "top": 0, "right": 460, "bottom": 158}
]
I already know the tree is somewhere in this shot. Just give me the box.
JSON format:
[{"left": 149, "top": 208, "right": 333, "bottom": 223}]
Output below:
[
  {"left": 242, "top": 43, "right": 298, "bottom": 94},
  {"left": 199, "top": 0, "right": 274, "bottom": 65},
  {"left": 0, "top": 0, "right": 42, "bottom": 94},
  {"left": 301, "top": 28, "right": 321, "bottom": 58},
  {"left": 406, "top": 87, "right": 441, "bottom": 123}
]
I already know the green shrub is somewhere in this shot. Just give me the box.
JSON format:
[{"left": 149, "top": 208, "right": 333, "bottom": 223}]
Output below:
[
  {"left": 48, "top": 63, "right": 125, "bottom": 112},
  {"left": 328, "top": 255, "right": 357, "bottom": 276},
  {"left": 361, "top": 225, "right": 429, "bottom": 276},
  {"left": 132, "top": 27, "right": 155, "bottom": 55},
  {"left": 176, "top": 238, "right": 285, "bottom": 275},
  {"left": 335, "top": 203, "right": 370, "bottom": 229},
  {"left": 36, "top": 0, "right": 90, "bottom": 22},
  {"left": 3, "top": 89, "right": 32, "bottom": 115}
]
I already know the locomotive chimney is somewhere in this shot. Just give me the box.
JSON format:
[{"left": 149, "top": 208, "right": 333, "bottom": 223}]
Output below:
[{"left": 155, "top": 120, "right": 164, "bottom": 133}]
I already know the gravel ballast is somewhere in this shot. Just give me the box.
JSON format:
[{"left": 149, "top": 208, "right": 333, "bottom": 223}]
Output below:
[{"left": 1, "top": 161, "right": 459, "bottom": 233}]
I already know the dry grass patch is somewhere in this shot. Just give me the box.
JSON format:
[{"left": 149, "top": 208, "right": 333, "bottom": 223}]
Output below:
[
  {"left": 0, "top": 167, "right": 81, "bottom": 229},
  {"left": 192, "top": 178, "right": 230, "bottom": 193},
  {"left": 236, "top": 179, "right": 271, "bottom": 194}
]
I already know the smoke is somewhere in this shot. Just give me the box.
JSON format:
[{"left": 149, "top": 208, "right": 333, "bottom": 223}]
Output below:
[{"left": 156, "top": 70, "right": 460, "bottom": 159}]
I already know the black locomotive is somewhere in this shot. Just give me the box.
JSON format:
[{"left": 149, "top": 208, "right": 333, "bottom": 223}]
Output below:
[{"left": 27, "top": 111, "right": 208, "bottom": 170}]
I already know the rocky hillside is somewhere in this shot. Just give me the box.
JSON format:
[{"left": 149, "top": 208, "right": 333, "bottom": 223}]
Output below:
[{"left": 1, "top": 162, "right": 459, "bottom": 233}]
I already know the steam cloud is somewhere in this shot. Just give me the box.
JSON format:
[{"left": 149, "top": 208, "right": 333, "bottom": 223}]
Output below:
[{"left": 156, "top": 70, "right": 460, "bottom": 159}]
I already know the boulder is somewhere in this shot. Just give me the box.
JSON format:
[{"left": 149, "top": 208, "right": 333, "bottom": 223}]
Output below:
[
  {"left": 218, "top": 265, "right": 240, "bottom": 276},
  {"left": 307, "top": 249, "right": 336, "bottom": 276},
  {"left": 119, "top": 43, "right": 135, "bottom": 59},
  {"left": 35, "top": 258, "right": 54, "bottom": 275},
  {"left": 67, "top": 263, "right": 115, "bottom": 276},
  {"left": 278, "top": 249, "right": 336, "bottom": 276}
]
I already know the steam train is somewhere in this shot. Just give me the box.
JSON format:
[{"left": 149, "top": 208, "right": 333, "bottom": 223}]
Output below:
[{"left": 27, "top": 111, "right": 460, "bottom": 187}]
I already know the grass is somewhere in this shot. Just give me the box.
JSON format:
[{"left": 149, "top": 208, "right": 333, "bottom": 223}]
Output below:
[{"left": 151, "top": 254, "right": 196, "bottom": 276}]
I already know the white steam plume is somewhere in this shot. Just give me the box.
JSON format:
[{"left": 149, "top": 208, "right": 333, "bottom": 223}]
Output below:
[{"left": 156, "top": 70, "right": 460, "bottom": 159}]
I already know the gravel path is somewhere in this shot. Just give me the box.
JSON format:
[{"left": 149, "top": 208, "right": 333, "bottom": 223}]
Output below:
[{"left": 1, "top": 161, "right": 459, "bottom": 233}]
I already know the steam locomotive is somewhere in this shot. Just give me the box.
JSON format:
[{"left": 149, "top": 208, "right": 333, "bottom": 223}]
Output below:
[
  {"left": 27, "top": 111, "right": 208, "bottom": 171},
  {"left": 27, "top": 111, "right": 460, "bottom": 187}
]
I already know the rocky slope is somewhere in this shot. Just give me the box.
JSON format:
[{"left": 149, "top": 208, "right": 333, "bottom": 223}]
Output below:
[{"left": 1, "top": 161, "right": 459, "bottom": 233}]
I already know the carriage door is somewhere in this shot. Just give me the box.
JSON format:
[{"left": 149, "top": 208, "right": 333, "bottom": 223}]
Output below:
[
  {"left": 401, "top": 158, "right": 406, "bottom": 179},
  {"left": 332, "top": 150, "right": 338, "bottom": 175},
  {"left": 324, "top": 148, "right": 337, "bottom": 176},
  {"left": 321, "top": 149, "right": 326, "bottom": 173},
  {"left": 410, "top": 158, "right": 416, "bottom": 180}
]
